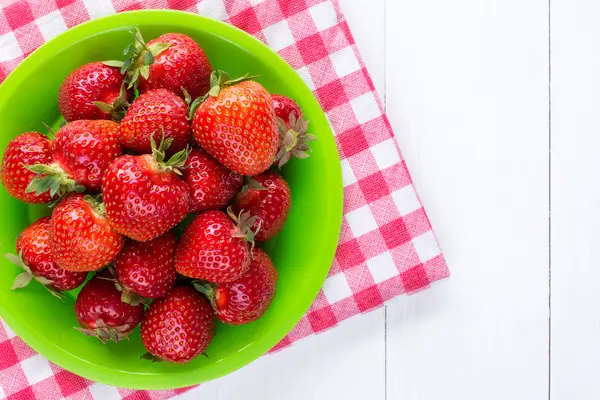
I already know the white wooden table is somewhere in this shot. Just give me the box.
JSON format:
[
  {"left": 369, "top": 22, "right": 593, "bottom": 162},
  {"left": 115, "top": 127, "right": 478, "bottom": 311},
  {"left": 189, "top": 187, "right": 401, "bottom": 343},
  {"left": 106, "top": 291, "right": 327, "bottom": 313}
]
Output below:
[{"left": 180, "top": 1, "right": 595, "bottom": 398}]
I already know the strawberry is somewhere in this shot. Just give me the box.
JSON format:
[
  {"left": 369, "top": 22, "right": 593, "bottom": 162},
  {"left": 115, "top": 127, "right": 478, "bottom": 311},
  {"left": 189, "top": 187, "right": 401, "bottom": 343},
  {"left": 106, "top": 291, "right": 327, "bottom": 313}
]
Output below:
[
  {"left": 232, "top": 172, "right": 291, "bottom": 242},
  {"left": 114, "top": 232, "right": 178, "bottom": 303},
  {"left": 191, "top": 71, "right": 278, "bottom": 175},
  {"left": 271, "top": 94, "right": 316, "bottom": 167},
  {"left": 139, "top": 33, "right": 211, "bottom": 98},
  {"left": 120, "top": 89, "right": 191, "bottom": 154},
  {"left": 140, "top": 285, "right": 214, "bottom": 363},
  {"left": 182, "top": 148, "right": 243, "bottom": 213},
  {"left": 75, "top": 270, "right": 144, "bottom": 343},
  {"left": 1, "top": 132, "right": 54, "bottom": 203},
  {"left": 50, "top": 194, "right": 124, "bottom": 272},
  {"left": 5, "top": 217, "right": 87, "bottom": 296},
  {"left": 175, "top": 209, "right": 257, "bottom": 283},
  {"left": 58, "top": 62, "right": 127, "bottom": 122},
  {"left": 26, "top": 120, "right": 122, "bottom": 196},
  {"left": 194, "top": 248, "right": 277, "bottom": 325},
  {"left": 272, "top": 94, "right": 302, "bottom": 125},
  {"left": 109, "top": 30, "right": 211, "bottom": 99},
  {"left": 103, "top": 137, "right": 190, "bottom": 242}
]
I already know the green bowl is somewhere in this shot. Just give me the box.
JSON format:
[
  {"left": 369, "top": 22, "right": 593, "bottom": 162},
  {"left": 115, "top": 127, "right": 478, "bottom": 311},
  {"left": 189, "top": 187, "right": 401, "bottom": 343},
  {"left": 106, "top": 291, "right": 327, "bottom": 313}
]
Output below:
[{"left": 0, "top": 10, "right": 343, "bottom": 390}]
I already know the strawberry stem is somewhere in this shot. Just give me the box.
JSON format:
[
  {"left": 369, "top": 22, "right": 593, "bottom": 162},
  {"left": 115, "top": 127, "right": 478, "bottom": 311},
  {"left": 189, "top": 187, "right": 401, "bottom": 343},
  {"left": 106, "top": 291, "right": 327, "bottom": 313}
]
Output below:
[
  {"left": 150, "top": 134, "right": 189, "bottom": 174},
  {"left": 181, "top": 87, "right": 192, "bottom": 107},
  {"left": 105, "top": 28, "right": 171, "bottom": 90}
]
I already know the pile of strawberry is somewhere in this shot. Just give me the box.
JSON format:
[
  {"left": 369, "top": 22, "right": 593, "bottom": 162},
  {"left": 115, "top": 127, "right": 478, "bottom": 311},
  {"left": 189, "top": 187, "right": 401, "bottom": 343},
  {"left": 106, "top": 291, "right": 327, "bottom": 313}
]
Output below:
[{"left": 0, "top": 29, "right": 315, "bottom": 363}]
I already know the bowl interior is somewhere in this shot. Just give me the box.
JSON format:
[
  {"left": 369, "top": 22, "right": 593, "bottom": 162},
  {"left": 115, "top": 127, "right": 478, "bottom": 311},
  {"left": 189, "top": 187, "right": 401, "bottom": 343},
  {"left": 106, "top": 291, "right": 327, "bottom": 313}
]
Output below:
[{"left": 0, "top": 11, "right": 342, "bottom": 389}]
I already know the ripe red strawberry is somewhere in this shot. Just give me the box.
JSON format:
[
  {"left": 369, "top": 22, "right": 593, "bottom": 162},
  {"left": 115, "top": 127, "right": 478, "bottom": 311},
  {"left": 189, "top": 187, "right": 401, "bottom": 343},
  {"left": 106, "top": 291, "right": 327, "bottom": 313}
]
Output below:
[
  {"left": 182, "top": 148, "right": 243, "bottom": 213},
  {"left": 103, "top": 137, "right": 190, "bottom": 242},
  {"left": 140, "top": 285, "right": 214, "bottom": 363},
  {"left": 139, "top": 33, "right": 211, "bottom": 98},
  {"left": 272, "top": 94, "right": 302, "bottom": 125},
  {"left": 271, "top": 94, "right": 316, "bottom": 167},
  {"left": 195, "top": 248, "right": 277, "bottom": 325},
  {"left": 50, "top": 194, "right": 124, "bottom": 272},
  {"left": 232, "top": 172, "right": 291, "bottom": 242},
  {"left": 26, "top": 120, "right": 122, "bottom": 196},
  {"left": 114, "top": 232, "right": 177, "bottom": 303},
  {"left": 6, "top": 217, "right": 87, "bottom": 296},
  {"left": 175, "top": 209, "right": 256, "bottom": 283},
  {"left": 75, "top": 270, "right": 144, "bottom": 343},
  {"left": 120, "top": 89, "right": 191, "bottom": 154},
  {"left": 111, "top": 30, "right": 211, "bottom": 99},
  {"left": 191, "top": 71, "right": 278, "bottom": 175},
  {"left": 58, "top": 62, "right": 127, "bottom": 122},
  {"left": 1, "top": 132, "right": 54, "bottom": 203}
]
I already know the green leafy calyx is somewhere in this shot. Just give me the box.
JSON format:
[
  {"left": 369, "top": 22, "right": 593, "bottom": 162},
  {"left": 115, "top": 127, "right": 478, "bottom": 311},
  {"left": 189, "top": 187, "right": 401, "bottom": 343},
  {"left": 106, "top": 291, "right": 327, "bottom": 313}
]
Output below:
[
  {"left": 227, "top": 207, "right": 261, "bottom": 254},
  {"left": 83, "top": 194, "right": 107, "bottom": 218},
  {"left": 188, "top": 70, "right": 259, "bottom": 120},
  {"left": 236, "top": 178, "right": 267, "bottom": 201},
  {"left": 104, "top": 28, "right": 171, "bottom": 90},
  {"left": 192, "top": 281, "right": 218, "bottom": 309},
  {"left": 150, "top": 134, "right": 190, "bottom": 175},
  {"left": 75, "top": 319, "right": 132, "bottom": 344},
  {"left": 275, "top": 113, "right": 317, "bottom": 168},
  {"left": 93, "top": 82, "right": 129, "bottom": 122},
  {"left": 24, "top": 163, "right": 84, "bottom": 200},
  {"left": 5, "top": 252, "right": 64, "bottom": 300}
]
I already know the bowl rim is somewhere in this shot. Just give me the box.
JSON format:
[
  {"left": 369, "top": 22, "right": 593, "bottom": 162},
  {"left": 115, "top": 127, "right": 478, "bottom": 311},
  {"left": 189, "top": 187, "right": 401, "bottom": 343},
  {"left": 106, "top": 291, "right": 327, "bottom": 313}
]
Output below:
[{"left": 0, "top": 9, "right": 343, "bottom": 390}]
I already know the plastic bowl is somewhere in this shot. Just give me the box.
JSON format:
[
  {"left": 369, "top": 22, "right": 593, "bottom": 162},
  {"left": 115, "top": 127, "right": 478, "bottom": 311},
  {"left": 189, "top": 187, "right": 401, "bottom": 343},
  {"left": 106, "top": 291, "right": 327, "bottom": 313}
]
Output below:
[{"left": 0, "top": 10, "right": 342, "bottom": 390}]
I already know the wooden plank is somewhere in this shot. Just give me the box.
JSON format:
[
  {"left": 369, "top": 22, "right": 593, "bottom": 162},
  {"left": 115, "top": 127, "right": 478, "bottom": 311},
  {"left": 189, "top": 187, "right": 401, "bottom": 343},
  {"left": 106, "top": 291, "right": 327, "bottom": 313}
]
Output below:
[
  {"left": 550, "top": 1, "right": 600, "bottom": 398},
  {"left": 338, "top": 0, "right": 387, "bottom": 101},
  {"left": 385, "top": 0, "right": 550, "bottom": 399},
  {"left": 180, "top": 309, "right": 386, "bottom": 399},
  {"left": 179, "top": 1, "right": 388, "bottom": 398}
]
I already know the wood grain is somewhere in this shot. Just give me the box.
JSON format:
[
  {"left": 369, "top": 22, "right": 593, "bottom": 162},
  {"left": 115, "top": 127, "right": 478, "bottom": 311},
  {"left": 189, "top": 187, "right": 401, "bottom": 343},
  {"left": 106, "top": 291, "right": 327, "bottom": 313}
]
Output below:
[
  {"left": 551, "top": 1, "right": 600, "bottom": 399},
  {"left": 180, "top": 0, "right": 561, "bottom": 398},
  {"left": 181, "top": 309, "right": 386, "bottom": 399},
  {"left": 385, "top": 0, "right": 550, "bottom": 399}
]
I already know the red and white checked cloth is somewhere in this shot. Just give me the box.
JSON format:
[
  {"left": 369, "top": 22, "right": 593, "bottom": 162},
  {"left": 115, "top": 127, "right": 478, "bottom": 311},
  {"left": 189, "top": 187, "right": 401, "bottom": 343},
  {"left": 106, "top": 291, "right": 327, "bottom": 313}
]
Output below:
[{"left": 0, "top": 0, "right": 449, "bottom": 398}]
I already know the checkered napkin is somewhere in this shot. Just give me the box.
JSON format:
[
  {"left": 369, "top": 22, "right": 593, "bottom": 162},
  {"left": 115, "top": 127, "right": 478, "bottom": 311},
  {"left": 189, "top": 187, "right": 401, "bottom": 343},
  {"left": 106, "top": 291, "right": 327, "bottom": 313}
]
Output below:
[{"left": 0, "top": 0, "right": 449, "bottom": 398}]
